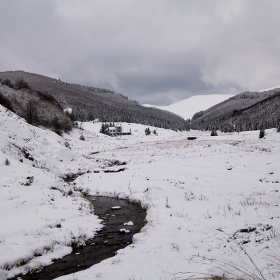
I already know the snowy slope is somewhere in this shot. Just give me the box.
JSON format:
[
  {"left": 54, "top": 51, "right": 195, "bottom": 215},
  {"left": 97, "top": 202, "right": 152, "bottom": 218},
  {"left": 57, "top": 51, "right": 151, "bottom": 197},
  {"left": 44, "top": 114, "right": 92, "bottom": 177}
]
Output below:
[
  {"left": 258, "top": 86, "right": 280, "bottom": 92},
  {"left": 1, "top": 105, "right": 280, "bottom": 280},
  {"left": 143, "top": 94, "right": 234, "bottom": 119},
  {"left": 0, "top": 106, "right": 104, "bottom": 279}
]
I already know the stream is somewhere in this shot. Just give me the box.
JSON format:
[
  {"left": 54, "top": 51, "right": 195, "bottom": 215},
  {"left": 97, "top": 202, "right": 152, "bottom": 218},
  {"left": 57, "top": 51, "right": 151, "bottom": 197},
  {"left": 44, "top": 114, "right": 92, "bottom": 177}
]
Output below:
[{"left": 13, "top": 196, "right": 146, "bottom": 280}]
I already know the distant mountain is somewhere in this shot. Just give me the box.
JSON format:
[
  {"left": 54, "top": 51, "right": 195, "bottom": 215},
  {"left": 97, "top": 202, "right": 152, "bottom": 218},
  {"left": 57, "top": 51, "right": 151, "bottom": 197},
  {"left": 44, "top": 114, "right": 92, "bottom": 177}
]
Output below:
[
  {"left": 144, "top": 94, "right": 234, "bottom": 120},
  {"left": 0, "top": 71, "right": 189, "bottom": 131},
  {"left": 191, "top": 88, "right": 280, "bottom": 132}
]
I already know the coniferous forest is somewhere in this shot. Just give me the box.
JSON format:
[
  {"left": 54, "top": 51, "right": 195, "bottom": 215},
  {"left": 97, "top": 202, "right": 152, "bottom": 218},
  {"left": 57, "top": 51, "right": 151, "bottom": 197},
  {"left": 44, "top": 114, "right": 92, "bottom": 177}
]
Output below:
[{"left": 1, "top": 71, "right": 279, "bottom": 133}]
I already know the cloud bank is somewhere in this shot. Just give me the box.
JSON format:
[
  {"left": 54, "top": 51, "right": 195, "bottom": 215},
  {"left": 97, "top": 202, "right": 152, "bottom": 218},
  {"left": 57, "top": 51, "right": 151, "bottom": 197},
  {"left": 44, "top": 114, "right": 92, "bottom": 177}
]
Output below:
[{"left": 1, "top": 0, "right": 280, "bottom": 105}]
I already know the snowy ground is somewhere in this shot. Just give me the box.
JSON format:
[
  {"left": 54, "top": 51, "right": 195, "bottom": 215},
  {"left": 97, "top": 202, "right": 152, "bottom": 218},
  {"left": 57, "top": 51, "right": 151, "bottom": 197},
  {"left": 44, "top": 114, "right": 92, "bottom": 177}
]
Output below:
[{"left": 1, "top": 104, "right": 280, "bottom": 279}]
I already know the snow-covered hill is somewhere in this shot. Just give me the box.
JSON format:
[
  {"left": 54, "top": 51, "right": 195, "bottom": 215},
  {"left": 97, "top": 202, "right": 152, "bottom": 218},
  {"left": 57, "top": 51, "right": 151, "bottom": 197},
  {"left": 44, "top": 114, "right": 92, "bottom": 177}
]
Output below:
[
  {"left": 191, "top": 88, "right": 280, "bottom": 132},
  {"left": 258, "top": 86, "right": 280, "bottom": 92},
  {"left": 144, "top": 94, "right": 234, "bottom": 120}
]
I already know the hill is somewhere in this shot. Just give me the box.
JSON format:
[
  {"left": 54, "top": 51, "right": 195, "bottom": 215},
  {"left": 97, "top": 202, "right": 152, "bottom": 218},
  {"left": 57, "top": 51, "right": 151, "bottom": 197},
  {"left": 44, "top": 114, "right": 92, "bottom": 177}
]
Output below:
[
  {"left": 0, "top": 80, "right": 73, "bottom": 135},
  {"left": 191, "top": 88, "right": 280, "bottom": 132},
  {"left": 144, "top": 94, "right": 234, "bottom": 120},
  {"left": 0, "top": 71, "right": 189, "bottom": 131}
]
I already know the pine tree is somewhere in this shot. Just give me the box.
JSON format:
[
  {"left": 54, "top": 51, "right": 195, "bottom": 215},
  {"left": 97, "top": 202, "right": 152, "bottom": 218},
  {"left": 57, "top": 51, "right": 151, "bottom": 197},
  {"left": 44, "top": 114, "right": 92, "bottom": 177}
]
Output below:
[
  {"left": 259, "top": 127, "right": 265, "bottom": 138},
  {"left": 100, "top": 123, "right": 110, "bottom": 135},
  {"left": 211, "top": 127, "right": 217, "bottom": 136}
]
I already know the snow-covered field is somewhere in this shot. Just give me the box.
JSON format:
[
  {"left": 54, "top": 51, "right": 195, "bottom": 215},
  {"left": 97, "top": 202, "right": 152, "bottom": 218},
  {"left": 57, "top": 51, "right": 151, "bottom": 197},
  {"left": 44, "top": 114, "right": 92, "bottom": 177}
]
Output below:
[{"left": 1, "top": 104, "right": 280, "bottom": 279}]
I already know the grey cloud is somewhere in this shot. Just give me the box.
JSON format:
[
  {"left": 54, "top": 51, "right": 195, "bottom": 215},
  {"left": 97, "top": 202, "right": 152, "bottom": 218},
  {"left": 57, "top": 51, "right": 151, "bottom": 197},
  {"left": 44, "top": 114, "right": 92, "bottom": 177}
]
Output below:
[{"left": 1, "top": 0, "right": 280, "bottom": 105}]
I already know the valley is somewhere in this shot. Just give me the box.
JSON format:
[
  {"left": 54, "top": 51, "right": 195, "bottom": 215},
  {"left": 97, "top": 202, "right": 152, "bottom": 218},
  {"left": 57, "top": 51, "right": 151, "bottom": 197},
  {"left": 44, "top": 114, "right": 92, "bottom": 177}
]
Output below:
[{"left": 1, "top": 104, "right": 280, "bottom": 279}]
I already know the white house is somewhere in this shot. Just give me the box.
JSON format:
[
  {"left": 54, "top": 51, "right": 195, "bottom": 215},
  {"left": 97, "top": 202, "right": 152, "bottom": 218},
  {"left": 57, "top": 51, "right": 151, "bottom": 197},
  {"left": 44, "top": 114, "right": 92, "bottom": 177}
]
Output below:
[
  {"left": 116, "top": 124, "right": 122, "bottom": 135},
  {"left": 105, "top": 125, "right": 131, "bottom": 136},
  {"left": 108, "top": 127, "right": 116, "bottom": 136}
]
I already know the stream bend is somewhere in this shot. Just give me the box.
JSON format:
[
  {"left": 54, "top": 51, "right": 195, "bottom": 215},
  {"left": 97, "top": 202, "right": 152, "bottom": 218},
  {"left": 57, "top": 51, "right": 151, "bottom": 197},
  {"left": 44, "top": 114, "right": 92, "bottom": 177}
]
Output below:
[{"left": 13, "top": 195, "right": 146, "bottom": 280}]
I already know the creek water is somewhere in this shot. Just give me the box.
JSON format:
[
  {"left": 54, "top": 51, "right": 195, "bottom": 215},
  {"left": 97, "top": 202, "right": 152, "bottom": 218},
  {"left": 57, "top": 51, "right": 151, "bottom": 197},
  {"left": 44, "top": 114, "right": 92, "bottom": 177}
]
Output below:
[{"left": 13, "top": 196, "right": 146, "bottom": 280}]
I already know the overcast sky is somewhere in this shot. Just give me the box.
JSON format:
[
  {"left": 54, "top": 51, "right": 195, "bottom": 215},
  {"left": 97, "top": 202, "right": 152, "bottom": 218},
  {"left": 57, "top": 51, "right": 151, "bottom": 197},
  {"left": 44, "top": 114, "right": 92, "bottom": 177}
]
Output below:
[{"left": 1, "top": 1, "right": 280, "bottom": 105}]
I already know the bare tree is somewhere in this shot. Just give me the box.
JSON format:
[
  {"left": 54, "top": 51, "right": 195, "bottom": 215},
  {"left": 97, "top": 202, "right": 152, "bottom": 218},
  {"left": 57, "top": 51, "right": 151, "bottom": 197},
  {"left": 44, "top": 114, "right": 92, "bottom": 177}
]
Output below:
[
  {"left": 15, "top": 78, "right": 29, "bottom": 89},
  {"left": 25, "top": 100, "right": 37, "bottom": 124}
]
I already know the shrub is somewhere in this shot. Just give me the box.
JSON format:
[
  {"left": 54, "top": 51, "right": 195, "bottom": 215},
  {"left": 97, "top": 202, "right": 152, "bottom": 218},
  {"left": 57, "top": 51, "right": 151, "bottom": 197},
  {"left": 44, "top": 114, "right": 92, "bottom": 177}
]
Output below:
[
  {"left": 65, "top": 110, "right": 76, "bottom": 121},
  {"left": 0, "top": 92, "right": 13, "bottom": 111},
  {"left": 14, "top": 78, "right": 29, "bottom": 89},
  {"left": 100, "top": 123, "right": 110, "bottom": 135},
  {"left": 52, "top": 116, "right": 63, "bottom": 130},
  {"left": 52, "top": 116, "right": 64, "bottom": 135},
  {"left": 25, "top": 100, "right": 38, "bottom": 124},
  {"left": 39, "top": 92, "right": 56, "bottom": 102},
  {"left": 52, "top": 115, "right": 73, "bottom": 134},
  {"left": 63, "top": 119, "right": 73, "bottom": 133},
  {"left": 259, "top": 128, "right": 265, "bottom": 139},
  {"left": 54, "top": 129, "right": 63, "bottom": 136},
  {"left": 211, "top": 127, "right": 218, "bottom": 136},
  {"left": 145, "top": 127, "right": 151, "bottom": 135},
  {"left": 1, "top": 79, "right": 14, "bottom": 88}
]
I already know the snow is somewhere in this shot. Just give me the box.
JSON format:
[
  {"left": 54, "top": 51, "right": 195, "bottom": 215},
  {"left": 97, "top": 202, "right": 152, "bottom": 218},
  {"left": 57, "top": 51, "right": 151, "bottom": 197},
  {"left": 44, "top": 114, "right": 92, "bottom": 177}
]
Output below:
[
  {"left": 118, "top": 229, "right": 130, "bottom": 234},
  {"left": 258, "top": 86, "right": 280, "bottom": 92},
  {"left": 124, "top": 221, "right": 134, "bottom": 226},
  {"left": 63, "top": 108, "right": 72, "bottom": 114},
  {"left": 111, "top": 206, "right": 122, "bottom": 210},
  {"left": 1, "top": 104, "right": 280, "bottom": 279},
  {"left": 143, "top": 94, "right": 234, "bottom": 119}
]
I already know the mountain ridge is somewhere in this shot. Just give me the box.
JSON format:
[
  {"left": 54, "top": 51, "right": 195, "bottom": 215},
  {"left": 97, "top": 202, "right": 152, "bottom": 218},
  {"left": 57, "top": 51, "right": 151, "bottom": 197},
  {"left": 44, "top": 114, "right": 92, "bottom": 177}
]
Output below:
[
  {"left": 191, "top": 88, "right": 280, "bottom": 132},
  {"left": 0, "top": 70, "right": 189, "bottom": 131}
]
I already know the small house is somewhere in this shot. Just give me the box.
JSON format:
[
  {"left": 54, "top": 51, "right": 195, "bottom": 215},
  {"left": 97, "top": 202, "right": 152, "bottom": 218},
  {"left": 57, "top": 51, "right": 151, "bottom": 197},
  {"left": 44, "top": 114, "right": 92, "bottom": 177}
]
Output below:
[
  {"left": 105, "top": 124, "right": 131, "bottom": 136},
  {"left": 116, "top": 124, "right": 122, "bottom": 135},
  {"left": 108, "top": 127, "right": 116, "bottom": 136}
]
